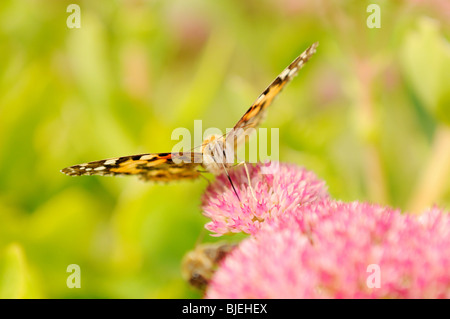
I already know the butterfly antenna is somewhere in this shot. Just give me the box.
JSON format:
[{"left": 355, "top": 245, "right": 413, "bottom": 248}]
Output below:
[
  {"left": 222, "top": 163, "right": 241, "bottom": 202},
  {"left": 197, "top": 171, "right": 211, "bottom": 186},
  {"left": 217, "top": 150, "right": 241, "bottom": 203}
]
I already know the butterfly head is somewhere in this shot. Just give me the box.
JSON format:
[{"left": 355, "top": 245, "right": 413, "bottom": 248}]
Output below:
[
  {"left": 201, "top": 134, "right": 234, "bottom": 175},
  {"left": 202, "top": 134, "right": 222, "bottom": 148}
]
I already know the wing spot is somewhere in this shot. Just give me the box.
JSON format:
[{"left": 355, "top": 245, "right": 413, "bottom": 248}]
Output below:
[
  {"left": 94, "top": 166, "right": 106, "bottom": 171},
  {"left": 279, "top": 68, "right": 290, "bottom": 80},
  {"left": 140, "top": 154, "right": 154, "bottom": 161},
  {"left": 104, "top": 159, "right": 117, "bottom": 165},
  {"left": 255, "top": 94, "right": 265, "bottom": 104},
  {"left": 288, "top": 67, "right": 298, "bottom": 77}
]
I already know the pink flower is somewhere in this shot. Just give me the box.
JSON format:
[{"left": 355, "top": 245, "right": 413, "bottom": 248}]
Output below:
[
  {"left": 201, "top": 162, "right": 329, "bottom": 236},
  {"left": 205, "top": 201, "right": 450, "bottom": 298}
]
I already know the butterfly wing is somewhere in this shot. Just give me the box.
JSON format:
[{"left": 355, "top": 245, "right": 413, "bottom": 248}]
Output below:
[
  {"left": 225, "top": 42, "right": 318, "bottom": 150},
  {"left": 62, "top": 43, "right": 318, "bottom": 181},
  {"left": 61, "top": 152, "right": 204, "bottom": 182}
]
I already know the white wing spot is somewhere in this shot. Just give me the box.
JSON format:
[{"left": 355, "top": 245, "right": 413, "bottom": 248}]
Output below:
[
  {"left": 279, "top": 68, "right": 290, "bottom": 80},
  {"left": 104, "top": 159, "right": 117, "bottom": 165},
  {"left": 94, "top": 166, "right": 106, "bottom": 171},
  {"left": 255, "top": 94, "right": 265, "bottom": 104},
  {"left": 288, "top": 67, "right": 298, "bottom": 77}
]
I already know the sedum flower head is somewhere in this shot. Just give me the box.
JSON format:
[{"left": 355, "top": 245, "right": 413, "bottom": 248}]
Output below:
[
  {"left": 205, "top": 201, "right": 450, "bottom": 298},
  {"left": 202, "top": 162, "right": 329, "bottom": 236}
]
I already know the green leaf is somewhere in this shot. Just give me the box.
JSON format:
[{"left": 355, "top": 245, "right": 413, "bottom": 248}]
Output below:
[
  {"left": 0, "top": 243, "right": 42, "bottom": 298},
  {"left": 400, "top": 18, "right": 450, "bottom": 125}
]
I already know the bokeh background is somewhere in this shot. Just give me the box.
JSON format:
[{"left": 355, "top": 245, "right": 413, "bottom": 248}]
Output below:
[{"left": 0, "top": 0, "right": 449, "bottom": 298}]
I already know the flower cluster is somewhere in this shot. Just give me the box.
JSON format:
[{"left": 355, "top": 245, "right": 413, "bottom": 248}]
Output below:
[
  {"left": 202, "top": 162, "right": 329, "bottom": 236},
  {"left": 199, "top": 162, "right": 450, "bottom": 298},
  {"left": 205, "top": 201, "right": 450, "bottom": 298}
]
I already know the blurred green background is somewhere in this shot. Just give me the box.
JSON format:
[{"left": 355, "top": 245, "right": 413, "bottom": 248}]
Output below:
[{"left": 0, "top": 0, "right": 449, "bottom": 298}]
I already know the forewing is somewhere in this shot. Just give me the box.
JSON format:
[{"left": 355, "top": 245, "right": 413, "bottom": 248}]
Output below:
[
  {"left": 61, "top": 152, "right": 204, "bottom": 182},
  {"left": 226, "top": 42, "right": 318, "bottom": 149}
]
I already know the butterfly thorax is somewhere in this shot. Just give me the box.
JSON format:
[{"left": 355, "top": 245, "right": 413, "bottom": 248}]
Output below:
[{"left": 201, "top": 134, "right": 235, "bottom": 175}]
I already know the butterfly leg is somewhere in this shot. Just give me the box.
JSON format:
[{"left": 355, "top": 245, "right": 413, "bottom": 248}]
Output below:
[
  {"left": 197, "top": 170, "right": 211, "bottom": 186},
  {"left": 215, "top": 153, "right": 241, "bottom": 203},
  {"left": 236, "top": 161, "right": 257, "bottom": 202}
]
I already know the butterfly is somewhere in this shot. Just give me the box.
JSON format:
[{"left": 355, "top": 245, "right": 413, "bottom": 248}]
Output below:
[{"left": 61, "top": 42, "right": 318, "bottom": 182}]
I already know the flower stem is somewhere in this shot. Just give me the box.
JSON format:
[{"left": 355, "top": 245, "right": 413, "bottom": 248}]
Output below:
[{"left": 407, "top": 124, "right": 450, "bottom": 213}]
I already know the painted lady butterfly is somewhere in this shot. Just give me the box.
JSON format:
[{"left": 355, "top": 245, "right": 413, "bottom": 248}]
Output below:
[{"left": 61, "top": 42, "right": 318, "bottom": 182}]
